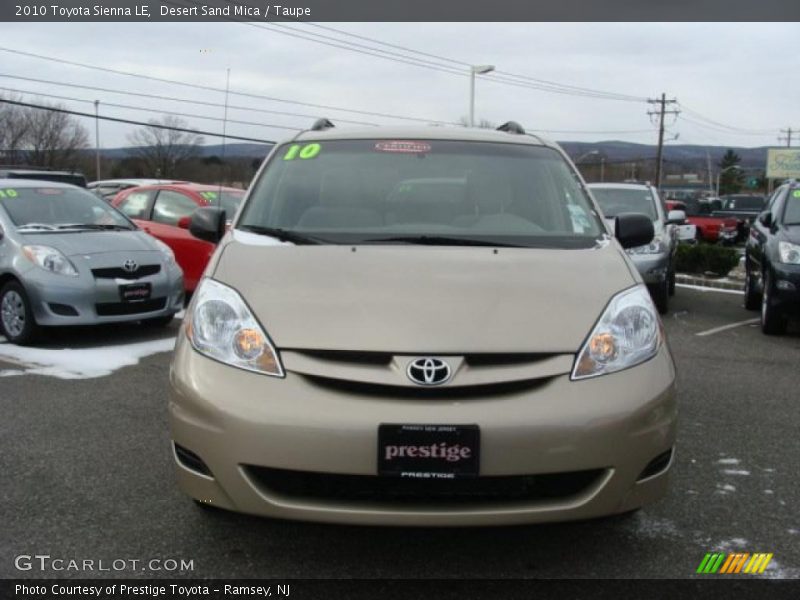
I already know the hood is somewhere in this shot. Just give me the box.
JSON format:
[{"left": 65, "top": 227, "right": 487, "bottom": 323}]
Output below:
[
  {"left": 779, "top": 225, "right": 800, "bottom": 242},
  {"left": 211, "top": 236, "right": 638, "bottom": 354},
  {"left": 19, "top": 230, "right": 159, "bottom": 257}
]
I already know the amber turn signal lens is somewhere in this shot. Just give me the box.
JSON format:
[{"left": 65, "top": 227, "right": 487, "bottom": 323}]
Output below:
[
  {"left": 588, "top": 332, "right": 617, "bottom": 363},
  {"left": 233, "top": 328, "right": 265, "bottom": 360}
]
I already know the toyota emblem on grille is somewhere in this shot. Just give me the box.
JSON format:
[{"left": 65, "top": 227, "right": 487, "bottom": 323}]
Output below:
[
  {"left": 122, "top": 259, "right": 138, "bottom": 273},
  {"left": 407, "top": 358, "right": 451, "bottom": 386}
]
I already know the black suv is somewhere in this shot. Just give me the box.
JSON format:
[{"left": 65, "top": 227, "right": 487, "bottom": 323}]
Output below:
[
  {"left": 744, "top": 181, "right": 800, "bottom": 334},
  {"left": 0, "top": 167, "right": 87, "bottom": 187}
]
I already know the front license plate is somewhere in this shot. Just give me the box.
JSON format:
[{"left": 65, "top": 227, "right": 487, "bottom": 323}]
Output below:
[
  {"left": 378, "top": 424, "right": 480, "bottom": 479},
  {"left": 119, "top": 282, "right": 151, "bottom": 303}
]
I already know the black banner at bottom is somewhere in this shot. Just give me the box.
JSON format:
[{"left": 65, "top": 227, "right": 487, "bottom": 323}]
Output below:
[{"left": 4, "top": 579, "right": 800, "bottom": 600}]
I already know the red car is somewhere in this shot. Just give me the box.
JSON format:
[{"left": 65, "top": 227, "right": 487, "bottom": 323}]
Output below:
[
  {"left": 666, "top": 200, "right": 737, "bottom": 244},
  {"left": 112, "top": 183, "right": 245, "bottom": 292}
]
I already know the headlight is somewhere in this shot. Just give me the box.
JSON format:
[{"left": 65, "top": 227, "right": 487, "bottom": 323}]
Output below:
[
  {"left": 22, "top": 245, "right": 78, "bottom": 277},
  {"left": 571, "top": 285, "right": 662, "bottom": 380},
  {"left": 186, "top": 278, "right": 284, "bottom": 377},
  {"left": 778, "top": 241, "right": 800, "bottom": 265},
  {"left": 152, "top": 238, "right": 175, "bottom": 265},
  {"left": 626, "top": 236, "right": 665, "bottom": 255}
]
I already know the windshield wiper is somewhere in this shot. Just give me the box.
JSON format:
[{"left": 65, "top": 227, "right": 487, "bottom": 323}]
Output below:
[
  {"left": 17, "top": 223, "right": 58, "bottom": 231},
  {"left": 362, "top": 235, "right": 525, "bottom": 248},
  {"left": 56, "top": 223, "right": 132, "bottom": 231},
  {"left": 238, "top": 225, "right": 324, "bottom": 245}
]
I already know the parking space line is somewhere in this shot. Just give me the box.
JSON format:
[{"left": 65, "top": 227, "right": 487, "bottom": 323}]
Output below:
[
  {"left": 696, "top": 318, "right": 760, "bottom": 337},
  {"left": 676, "top": 283, "right": 743, "bottom": 296}
]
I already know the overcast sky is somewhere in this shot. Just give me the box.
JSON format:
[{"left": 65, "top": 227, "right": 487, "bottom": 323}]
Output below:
[{"left": 0, "top": 22, "right": 798, "bottom": 150}]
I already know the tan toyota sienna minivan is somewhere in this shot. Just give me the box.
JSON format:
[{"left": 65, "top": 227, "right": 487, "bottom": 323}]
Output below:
[{"left": 169, "top": 121, "right": 677, "bottom": 526}]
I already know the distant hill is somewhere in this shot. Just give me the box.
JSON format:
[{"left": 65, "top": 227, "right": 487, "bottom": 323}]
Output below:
[{"left": 101, "top": 140, "right": 772, "bottom": 171}]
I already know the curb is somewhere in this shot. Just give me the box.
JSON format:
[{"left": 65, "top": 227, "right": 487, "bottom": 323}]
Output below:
[{"left": 675, "top": 274, "right": 743, "bottom": 291}]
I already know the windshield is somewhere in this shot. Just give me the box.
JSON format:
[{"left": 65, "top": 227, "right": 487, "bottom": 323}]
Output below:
[
  {"left": 723, "top": 195, "right": 765, "bottom": 211},
  {"left": 590, "top": 187, "right": 658, "bottom": 221},
  {"left": 0, "top": 186, "right": 133, "bottom": 230},
  {"left": 784, "top": 190, "right": 800, "bottom": 224},
  {"left": 198, "top": 189, "right": 245, "bottom": 218},
  {"left": 237, "top": 139, "right": 603, "bottom": 248}
]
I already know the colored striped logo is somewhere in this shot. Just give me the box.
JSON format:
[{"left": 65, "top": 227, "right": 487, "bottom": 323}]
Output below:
[{"left": 696, "top": 552, "right": 773, "bottom": 574}]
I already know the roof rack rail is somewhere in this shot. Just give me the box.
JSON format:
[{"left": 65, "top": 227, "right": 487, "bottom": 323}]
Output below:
[
  {"left": 496, "top": 121, "right": 526, "bottom": 135},
  {"left": 311, "top": 118, "right": 335, "bottom": 131}
]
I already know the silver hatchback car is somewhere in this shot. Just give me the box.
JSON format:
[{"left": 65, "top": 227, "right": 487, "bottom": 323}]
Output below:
[
  {"left": 0, "top": 180, "right": 184, "bottom": 344},
  {"left": 588, "top": 182, "right": 682, "bottom": 314}
]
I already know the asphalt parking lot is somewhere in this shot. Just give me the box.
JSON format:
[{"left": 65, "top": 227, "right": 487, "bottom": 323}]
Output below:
[{"left": 1, "top": 287, "right": 798, "bottom": 580}]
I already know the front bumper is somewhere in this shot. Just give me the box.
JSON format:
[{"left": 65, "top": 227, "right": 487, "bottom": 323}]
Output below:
[
  {"left": 25, "top": 263, "right": 184, "bottom": 326},
  {"left": 628, "top": 252, "right": 670, "bottom": 285},
  {"left": 771, "top": 263, "right": 800, "bottom": 315},
  {"left": 168, "top": 335, "right": 678, "bottom": 526}
]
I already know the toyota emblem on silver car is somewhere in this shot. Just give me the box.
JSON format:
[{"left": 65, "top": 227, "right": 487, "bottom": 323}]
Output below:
[
  {"left": 122, "top": 259, "right": 138, "bottom": 273},
  {"left": 407, "top": 358, "right": 451, "bottom": 386}
]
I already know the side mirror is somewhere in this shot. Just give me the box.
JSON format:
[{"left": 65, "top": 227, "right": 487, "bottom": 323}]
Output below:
[
  {"left": 615, "top": 213, "right": 655, "bottom": 249},
  {"left": 177, "top": 215, "right": 191, "bottom": 230},
  {"left": 758, "top": 211, "right": 772, "bottom": 228},
  {"left": 666, "top": 209, "right": 686, "bottom": 225},
  {"left": 189, "top": 206, "right": 226, "bottom": 243}
]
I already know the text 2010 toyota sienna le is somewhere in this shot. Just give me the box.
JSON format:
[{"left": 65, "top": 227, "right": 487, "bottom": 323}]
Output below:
[{"left": 169, "top": 121, "right": 677, "bottom": 526}]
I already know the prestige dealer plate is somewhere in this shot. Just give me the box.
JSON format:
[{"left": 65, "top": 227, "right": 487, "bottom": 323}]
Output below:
[{"left": 378, "top": 424, "right": 480, "bottom": 479}]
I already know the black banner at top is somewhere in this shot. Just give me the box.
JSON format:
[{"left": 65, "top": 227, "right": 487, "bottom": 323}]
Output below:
[{"left": 2, "top": 0, "right": 800, "bottom": 22}]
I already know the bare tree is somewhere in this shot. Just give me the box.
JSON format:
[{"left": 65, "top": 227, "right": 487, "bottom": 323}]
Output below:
[
  {"left": 21, "top": 101, "right": 89, "bottom": 168},
  {"left": 0, "top": 94, "right": 30, "bottom": 165},
  {"left": 457, "top": 116, "right": 496, "bottom": 129},
  {"left": 127, "top": 115, "right": 205, "bottom": 177}
]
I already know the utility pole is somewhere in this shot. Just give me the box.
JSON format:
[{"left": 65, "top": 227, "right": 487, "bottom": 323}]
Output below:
[
  {"left": 778, "top": 127, "right": 793, "bottom": 147},
  {"left": 647, "top": 93, "right": 679, "bottom": 190},
  {"left": 94, "top": 100, "right": 100, "bottom": 181}
]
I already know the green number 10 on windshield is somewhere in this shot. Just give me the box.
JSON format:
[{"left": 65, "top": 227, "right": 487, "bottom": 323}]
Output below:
[
  {"left": 283, "top": 143, "right": 321, "bottom": 161},
  {"left": 0, "top": 189, "right": 18, "bottom": 198}
]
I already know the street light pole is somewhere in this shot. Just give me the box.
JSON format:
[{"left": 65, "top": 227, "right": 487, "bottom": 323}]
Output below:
[
  {"left": 94, "top": 100, "right": 100, "bottom": 181},
  {"left": 469, "top": 65, "right": 495, "bottom": 127}
]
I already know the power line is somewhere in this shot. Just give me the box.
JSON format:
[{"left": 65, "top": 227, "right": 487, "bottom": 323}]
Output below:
[
  {"left": 291, "top": 17, "right": 647, "bottom": 101},
  {"left": 0, "top": 98, "right": 276, "bottom": 144},
  {"left": 647, "top": 94, "right": 680, "bottom": 189},
  {"left": 679, "top": 104, "right": 776, "bottom": 135},
  {"left": 0, "top": 85, "right": 307, "bottom": 131},
  {"left": 0, "top": 72, "right": 379, "bottom": 126},
  {"left": 0, "top": 47, "right": 459, "bottom": 125}
]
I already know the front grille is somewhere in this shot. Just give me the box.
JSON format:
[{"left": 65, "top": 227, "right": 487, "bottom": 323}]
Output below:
[
  {"left": 92, "top": 265, "right": 161, "bottom": 280},
  {"left": 95, "top": 298, "right": 166, "bottom": 316},
  {"left": 245, "top": 466, "right": 604, "bottom": 506},
  {"left": 301, "top": 374, "right": 551, "bottom": 399}
]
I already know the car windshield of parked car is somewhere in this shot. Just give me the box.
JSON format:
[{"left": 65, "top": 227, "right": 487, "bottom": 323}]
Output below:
[
  {"left": 590, "top": 187, "right": 658, "bottom": 221},
  {"left": 0, "top": 186, "right": 133, "bottom": 230},
  {"left": 724, "top": 195, "right": 765, "bottom": 211},
  {"left": 784, "top": 191, "right": 800, "bottom": 224},
  {"left": 199, "top": 190, "right": 244, "bottom": 219},
  {"left": 238, "top": 139, "right": 604, "bottom": 248}
]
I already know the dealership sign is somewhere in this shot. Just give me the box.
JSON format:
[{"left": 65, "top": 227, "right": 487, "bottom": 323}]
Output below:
[{"left": 767, "top": 148, "right": 800, "bottom": 178}]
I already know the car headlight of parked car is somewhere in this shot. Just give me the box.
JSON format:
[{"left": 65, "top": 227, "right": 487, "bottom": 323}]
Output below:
[
  {"left": 151, "top": 238, "right": 176, "bottom": 266},
  {"left": 186, "top": 278, "right": 284, "bottom": 377},
  {"left": 778, "top": 241, "right": 800, "bottom": 265},
  {"left": 22, "top": 245, "right": 78, "bottom": 277},
  {"left": 626, "top": 235, "right": 665, "bottom": 255},
  {"left": 571, "top": 285, "right": 662, "bottom": 380}
]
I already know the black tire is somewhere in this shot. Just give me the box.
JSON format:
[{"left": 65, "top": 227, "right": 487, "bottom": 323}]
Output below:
[
  {"left": 649, "top": 280, "right": 669, "bottom": 315},
  {"left": 143, "top": 314, "right": 174, "bottom": 327},
  {"left": 743, "top": 264, "right": 760, "bottom": 311},
  {"left": 0, "top": 281, "right": 40, "bottom": 345},
  {"left": 668, "top": 268, "right": 676, "bottom": 297},
  {"left": 761, "top": 271, "right": 787, "bottom": 335}
]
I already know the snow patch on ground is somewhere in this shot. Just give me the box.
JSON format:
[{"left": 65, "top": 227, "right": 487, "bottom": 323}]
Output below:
[
  {"left": 0, "top": 337, "right": 176, "bottom": 379},
  {"left": 716, "top": 484, "right": 736, "bottom": 492},
  {"left": 722, "top": 469, "right": 751, "bottom": 476},
  {"left": 717, "top": 458, "right": 740, "bottom": 465}
]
